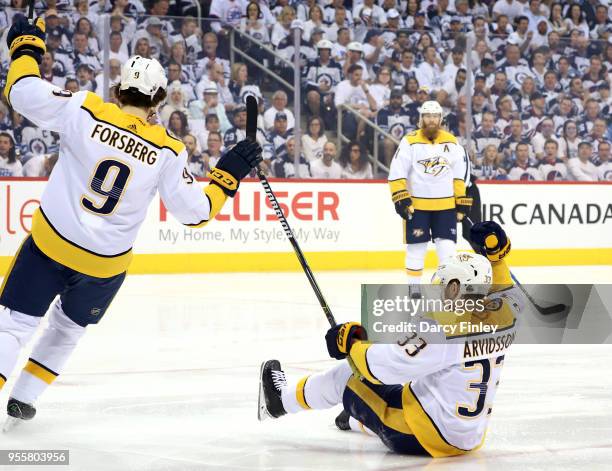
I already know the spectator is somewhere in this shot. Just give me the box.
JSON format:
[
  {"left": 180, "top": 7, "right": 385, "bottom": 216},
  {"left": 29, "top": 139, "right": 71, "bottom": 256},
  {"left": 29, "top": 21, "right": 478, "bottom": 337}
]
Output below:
[
  {"left": 108, "top": 31, "right": 129, "bottom": 63},
  {"left": 368, "top": 66, "right": 393, "bottom": 111},
  {"left": 334, "top": 64, "right": 377, "bottom": 141},
  {"left": 70, "top": 31, "right": 102, "bottom": 73},
  {"left": 0, "top": 132, "right": 22, "bottom": 176},
  {"left": 558, "top": 120, "right": 581, "bottom": 160},
  {"left": 415, "top": 46, "right": 444, "bottom": 93},
  {"left": 275, "top": 137, "right": 312, "bottom": 178},
  {"left": 94, "top": 59, "right": 121, "bottom": 97},
  {"left": 183, "top": 134, "right": 206, "bottom": 177},
  {"left": 548, "top": 3, "right": 569, "bottom": 36},
  {"left": 159, "top": 80, "right": 190, "bottom": 126},
  {"left": 209, "top": 0, "right": 243, "bottom": 35},
  {"left": 22, "top": 152, "right": 58, "bottom": 177},
  {"left": 196, "top": 61, "right": 233, "bottom": 109},
  {"left": 240, "top": 2, "right": 270, "bottom": 45},
  {"left": 597, "top": 142, "right": 612, "bottom": 181},
  {"left": 507, "top": 142, "right": 542, "bottom": 180},
  {"left": 271, "top": 6, "right": 295, "bottom": 48},
  {"left": 378, "top": 89, "right": 412, "bottom": 165},
  {"left": 332, "top": 27, "right": 352, "bottom": 63},
  {"left": 166, "top": 61, "right": 196, "bottom": 102},
  {"left": 195, "top": 32, "right": 230, "bottom": 82},
  {"left": 551, "top": 96, "right": 577, "bottom": 135},
  {"left": 579, "top": 99, "right": 601, "bottom": 135},
  {"left": 473, "top": 145, "right": 507, "bottom": 180},
  {"left": 269, "top": 112, "right": 294, "bottom": 171},
  {"left": 169, "top": 16, "right": 201, "bottom": 63},
  {"left": 301, "top": 117, "right": 327, "bottom": 162},
  {"left": 391, "top": 49, "right": 417, "bottom": 89},
  {"left": 474, "top": 112, "right": 503, "bottom": 157},
  {"left": 264, "top": 91, "right": 295, "bottom": 132},
  {"left": 76, "top": 64, "right": 96, "bottom": 92},
  {"left": 224, "top": 105, "right": 248, "bottom": 148},
  {"left": 342, "top": 41, "right": 370, "bottom": 81},
  {"left": 521, "top": 92, "right": 547, "bottom": 136},
  {"left": 325, "top": 6, "right": 351, "bottom": 43},
  {"left": 362, "top": 30, "right": 386, "bottom": 76},
  {"left": 353, "top": 0, "right": 387, "bottom": 42},
  {"left": 189, "top": 86, "right": 231, "bottom": 133},
  {"left": 507, "top": 16, "right": 534, "bottom": 54},
  {"left": 532, "top": 118, "right": 559, "bottom": 160},
  {"left": 133, "top": 37, "right": 151, "bottom": 59},
  {"left": 568, "top": 142, "right": 598, "bottom": 181},
  {"left": 203, "top": 131, "right": 224, "bottom": 173},
  {"left": 589, "top": 119, "right": 609, "bottom": 154},
  {"left": 40, "top": 51, "right": 65, "bottom": 88},
  {"left": 500, "top": 118, "right": 528, "bottom": 162},
  {"left": 310, "top": 142, "right": 343, "bottom": 179},
  {"left": 494, "top": 94, "right": 516, "bottom": 136},
  {"left": 538, "top": 139, "right": 568, "bottom": 180},
  {"left": 74, "top": 17, "right": 100, "bottom": 55},
  {"left": 303, "top": 4, "right": 325, "bottom": 43},
  {"left": 168, "top": 111, "right": 190, "bottom": 140},
  {"left": 339, "top": 141, "right": 373, "bottom": 179},
  {"left": 565, "top": 4, "right": 590, "bottom": 38},
  {"left": 439, "top": 68, "right": 468, "bottom": 109},
  {"left": 324, "top": 0, "right": 353, "bottom": 28},
  {"left": 303, "top": 39, "right": 342, "bottom": 123},
  {"left": 197, "top": 113, "right": 222, "bottom": 153}
]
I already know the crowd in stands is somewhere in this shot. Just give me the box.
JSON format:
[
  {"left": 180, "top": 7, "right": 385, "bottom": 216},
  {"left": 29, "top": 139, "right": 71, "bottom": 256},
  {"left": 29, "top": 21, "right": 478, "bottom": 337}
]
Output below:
[{"left": 0, "top": 0, "right": 611, "bottom": 181}]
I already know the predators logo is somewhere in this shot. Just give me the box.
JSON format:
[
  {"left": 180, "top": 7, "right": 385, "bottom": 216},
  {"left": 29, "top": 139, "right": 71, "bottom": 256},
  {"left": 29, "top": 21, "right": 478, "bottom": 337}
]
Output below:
[{"left": 418, "top": 156, "right": 450, "bottom": 176}]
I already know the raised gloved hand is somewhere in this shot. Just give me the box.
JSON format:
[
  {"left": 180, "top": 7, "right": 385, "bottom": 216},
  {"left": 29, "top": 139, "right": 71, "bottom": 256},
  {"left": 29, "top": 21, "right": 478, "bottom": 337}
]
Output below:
[
  {"left": 208, "top": 139, "right": 262, "bottom": 197},
  {"left": 325, "top": 322, "right": 368, "bottom": 360},
  {"left": 392, "top": 189, "right": 414, "bottom": 220},
  {"left": 470, "top": 221, "right": 511, "bottom": 262},
  {"left": 7, "top": 16, "right": 46, "bottom": 63},
  {"left": 455, "top": 195, "right": 473, "bottom": 221}
]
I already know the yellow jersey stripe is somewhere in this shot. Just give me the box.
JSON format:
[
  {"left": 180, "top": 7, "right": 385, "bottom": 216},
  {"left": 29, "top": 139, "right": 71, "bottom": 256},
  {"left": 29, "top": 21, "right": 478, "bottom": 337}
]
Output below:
[
  {"left": 453, "top": 179, "right": 466, "bottom": 197},
  {"left": 346, "top": 376, "right": 414, "bottom": 435},
  {"left": 405, "top": 129, "right": 458, "bottom": 145},
  {"left": 23, "top": 359, "right": 58, "bottom": 385},
  {"left": 0, "top": 372, "right": 6, "bottom": 390},
  {"left": 388, "top": 178, "right": 408, "bottom": 196},
  {"left": 31, "top": 208, "right": 132, "bottom": 278},
  {"left": 296, "top": 375, "right": 311, "bottom": 410},
  {"left": 349, "top": 342, "right": 382, "bottom": 385},
  {"left": 411, "top": 196, "right": 455, "bottom": 211},
  {"left": 3, "top": 55, "right": 40, "bottom": 106},
  {"left": 402, "top": 383, "right": 480, "bottom": 457},
  {"left": 185, "top": 184, "right": 228, "bottom": 228},
  {"left": 0, "top": 236, "right": 28, "bottom": 298}
]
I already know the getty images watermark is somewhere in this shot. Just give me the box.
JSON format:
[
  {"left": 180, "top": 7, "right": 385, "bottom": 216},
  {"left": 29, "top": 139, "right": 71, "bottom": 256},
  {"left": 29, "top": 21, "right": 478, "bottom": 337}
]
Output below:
[{"left": 361, "top": 284, "right": 612, "bottom": 344}]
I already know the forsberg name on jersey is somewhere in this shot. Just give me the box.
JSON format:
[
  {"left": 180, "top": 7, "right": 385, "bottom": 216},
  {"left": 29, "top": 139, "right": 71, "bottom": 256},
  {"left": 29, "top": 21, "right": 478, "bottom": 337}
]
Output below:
[{"left": 91, "top": 124, "right": 158, "bottom": 165}]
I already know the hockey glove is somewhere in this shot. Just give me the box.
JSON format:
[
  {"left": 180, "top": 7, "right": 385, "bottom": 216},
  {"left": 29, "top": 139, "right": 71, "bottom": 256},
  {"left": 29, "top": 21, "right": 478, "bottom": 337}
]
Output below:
[
  {"left": 208, "top": 139, "right": 262, "bottom": 197},
  {"left": 470, "top": 221, "right": 511, "bottom": 262},
  {"left": 325, "top": 322, "right": 368, "bottom": 360},
  {"left": 455, "top": 196, "right": 473, "bottom": 221},
  {"left": 7, "top": 16, "right": 46, "bottom": 64},
  {"left": 392, "top": 189, "right": 414, "bottom": 220}
]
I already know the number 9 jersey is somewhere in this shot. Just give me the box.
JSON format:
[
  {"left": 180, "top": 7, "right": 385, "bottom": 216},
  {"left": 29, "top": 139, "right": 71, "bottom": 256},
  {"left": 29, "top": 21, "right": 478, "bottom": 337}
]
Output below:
[{"left": 4, "top": 68, "right": 223, "bottom": 278}]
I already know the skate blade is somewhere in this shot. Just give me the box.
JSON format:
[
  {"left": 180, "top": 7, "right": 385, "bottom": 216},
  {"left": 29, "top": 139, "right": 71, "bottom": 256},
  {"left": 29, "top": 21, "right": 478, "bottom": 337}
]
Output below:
[
  {"left": 257, "top": 361, "right": 270, "bottom": 422},
  {"left": 2, "top": 416, "right": 22, "bottom": 433}
]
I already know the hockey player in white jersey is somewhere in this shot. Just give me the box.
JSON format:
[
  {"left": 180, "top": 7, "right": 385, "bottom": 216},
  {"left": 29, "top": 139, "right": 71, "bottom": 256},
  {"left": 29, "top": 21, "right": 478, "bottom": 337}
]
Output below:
[
  {"left": 0, "top": 17, "right": 261, "bottom": 428},
  {"left": 388, "top": 101, "right": 472, "bottom": 285},
  {"left": 259, "top": 221, "right": 521, "bottom": 457}
]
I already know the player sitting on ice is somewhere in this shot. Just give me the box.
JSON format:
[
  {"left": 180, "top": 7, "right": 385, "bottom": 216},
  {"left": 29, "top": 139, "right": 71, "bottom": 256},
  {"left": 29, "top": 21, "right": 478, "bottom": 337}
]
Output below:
[
  {"left": 0, "top": 16, "right": 261, "bottom": 430},
  {"left": 258, "top": 221, "right": 522, "bottom": 457},
  {"left": 388, "top": 100, "right": 472, "bottom": 288}
]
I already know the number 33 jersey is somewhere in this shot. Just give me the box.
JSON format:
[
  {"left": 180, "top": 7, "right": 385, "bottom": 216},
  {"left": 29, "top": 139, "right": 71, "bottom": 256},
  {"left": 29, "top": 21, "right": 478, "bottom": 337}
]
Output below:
[{"left": 7, "top": 76, "right": 218, "bottom": 278}]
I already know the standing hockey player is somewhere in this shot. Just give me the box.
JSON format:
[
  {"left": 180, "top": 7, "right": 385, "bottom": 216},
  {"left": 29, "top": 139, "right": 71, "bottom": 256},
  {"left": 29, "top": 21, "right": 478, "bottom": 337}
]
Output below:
[
  {"left": 259, "top": 222, "right": 522, "bottom": 457},
  {"left": 0, "top": 17, "right": 261, "bottom": 428},
  {"left": 388, "top": 100, "right": 471, "bottom": 285}
]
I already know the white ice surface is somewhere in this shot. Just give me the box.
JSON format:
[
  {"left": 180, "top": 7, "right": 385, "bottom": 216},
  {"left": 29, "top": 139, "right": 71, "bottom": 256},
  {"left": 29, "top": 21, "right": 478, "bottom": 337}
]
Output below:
[{"left": 1, "top": 266, "right": 612, "bottom": 470}]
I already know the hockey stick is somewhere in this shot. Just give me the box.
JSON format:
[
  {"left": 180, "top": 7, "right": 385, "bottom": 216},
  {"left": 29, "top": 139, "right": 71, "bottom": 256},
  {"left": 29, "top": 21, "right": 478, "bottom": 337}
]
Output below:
[
  {"left": 245, "top": 95, "right": 337, "bottom": 328},
  {"left": 464, "top": 216, "right": 566, "bottom": 315},
  {"left": 27, "top": 0, "right": 34, "bottom": 24}
]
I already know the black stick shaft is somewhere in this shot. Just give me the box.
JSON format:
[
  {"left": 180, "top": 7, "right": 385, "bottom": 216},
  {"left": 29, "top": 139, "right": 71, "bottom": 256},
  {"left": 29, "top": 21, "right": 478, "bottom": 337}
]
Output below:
[{"left": 27, "top": 0, "right": 34, "bottom": 23}]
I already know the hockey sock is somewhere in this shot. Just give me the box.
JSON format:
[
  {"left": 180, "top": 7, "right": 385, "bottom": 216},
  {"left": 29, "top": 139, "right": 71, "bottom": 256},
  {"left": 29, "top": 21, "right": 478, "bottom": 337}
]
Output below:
[
  {"left": 11, "top": 300, "right": 86, "bottom": 404},
  {"left": 281, "top": 362, "right": 353, "bottom": 413},
  {"left": 0, "top": 307, "right": 41, "bottom": 391},
  {"left": 405, "top": 242, "right": 428, "bottom": 284},
  {"left": 434, "top": 238, "right": 456, "bottom": 264}
]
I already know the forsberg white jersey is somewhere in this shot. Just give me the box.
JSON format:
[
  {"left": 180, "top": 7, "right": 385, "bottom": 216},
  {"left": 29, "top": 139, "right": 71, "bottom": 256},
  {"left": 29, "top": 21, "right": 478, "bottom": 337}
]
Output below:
[
  {"left": 388, "top": 129, "right": 470, "bottom": 210},
  {"left": 7, "top": 76, "right": 218, "bottom": 278},
  {"left": 351, "top": 261, "right": 522, "bottom": 457}
]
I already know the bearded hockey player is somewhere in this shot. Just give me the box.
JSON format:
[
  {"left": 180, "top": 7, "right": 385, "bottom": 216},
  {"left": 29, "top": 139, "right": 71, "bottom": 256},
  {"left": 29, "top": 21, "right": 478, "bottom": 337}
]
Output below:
[
  {"left": 388, "top": 100, "right": 472, "bottom": 285},
  {"left": 0, "top": 17, "right": 261, "bottom": 429},
  {"left": 259, "top": 221, "right": 521, "bottom": 458}
]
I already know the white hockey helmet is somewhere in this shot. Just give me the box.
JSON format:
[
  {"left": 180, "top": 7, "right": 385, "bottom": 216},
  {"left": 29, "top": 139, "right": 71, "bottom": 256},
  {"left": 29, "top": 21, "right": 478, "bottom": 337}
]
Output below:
[
  {"left": 418, "top": 100, "right": 443, "bottom": 128},
  {"left": 119, "top": 55, "right": 168, "bottom": 98},
  {"left": 432, "top": 252, "right": 492, "bottom": 297},
  {"left": 317, "top": 39, "right": 333, "bottom": 50}
]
